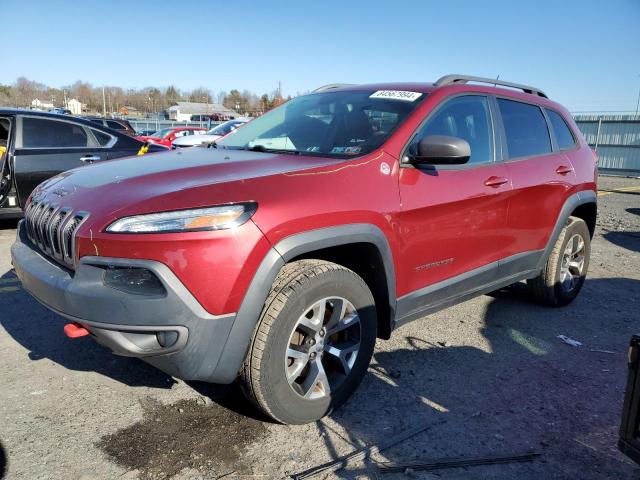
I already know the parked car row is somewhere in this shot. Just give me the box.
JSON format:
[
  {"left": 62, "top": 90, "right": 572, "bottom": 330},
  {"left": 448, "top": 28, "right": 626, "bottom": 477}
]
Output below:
[{"left": 0, "top": 110, "right": 168, "bottom": 218}]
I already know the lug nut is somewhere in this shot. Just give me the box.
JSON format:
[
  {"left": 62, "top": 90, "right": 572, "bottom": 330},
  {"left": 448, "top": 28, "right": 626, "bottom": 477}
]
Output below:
[
  {"left": 310, "top": 352, "right": 317, "bottom": 359},
  {"left": 319, "top": 328, "right": 325, "bottom": 337}
]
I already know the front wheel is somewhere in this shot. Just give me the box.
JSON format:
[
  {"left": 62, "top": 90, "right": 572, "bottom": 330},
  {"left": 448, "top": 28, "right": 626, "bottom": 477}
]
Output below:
[
  {"left": 239, "top": 260, "right": 377, "bottom": 424},
  {"left": 527, "top": 216, "right": 591, "bottom": 306}
]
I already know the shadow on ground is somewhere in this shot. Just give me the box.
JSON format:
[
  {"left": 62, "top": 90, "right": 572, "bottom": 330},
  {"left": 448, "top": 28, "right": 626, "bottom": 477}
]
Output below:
[
  {"left": 305, "top": 278, "right": 640, "bottom": 479},
  {"left": 3, "top": 261, "right": 640, "bottom": 478}
]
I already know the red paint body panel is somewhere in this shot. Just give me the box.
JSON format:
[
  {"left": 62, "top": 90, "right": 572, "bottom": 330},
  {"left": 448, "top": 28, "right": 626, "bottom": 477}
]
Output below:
[
  {"left": 28, "top": 81, "right": 597, "bottom": 318},
  {"left": 397, "top": 162, "right": 512, "bottom": 295}
]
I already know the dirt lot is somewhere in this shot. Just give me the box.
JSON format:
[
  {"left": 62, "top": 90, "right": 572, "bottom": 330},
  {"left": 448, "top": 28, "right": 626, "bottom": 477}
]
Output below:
[{"left": 0, "top": 175, "right": 639, "bottom": 480}]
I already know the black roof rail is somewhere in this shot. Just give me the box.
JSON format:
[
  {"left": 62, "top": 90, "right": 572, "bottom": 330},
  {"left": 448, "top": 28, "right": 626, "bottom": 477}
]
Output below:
[
  {"left": 313, "top": 83, "right": 356, "bottom": 93},
  {"left": 435, "top": 74, "right": 548, "bottom": 98}
]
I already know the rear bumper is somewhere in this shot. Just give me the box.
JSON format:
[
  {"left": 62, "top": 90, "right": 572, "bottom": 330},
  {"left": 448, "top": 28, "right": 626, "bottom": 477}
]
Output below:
[{"left": 11, "top": 221, "right": 237, "bottom": 382}]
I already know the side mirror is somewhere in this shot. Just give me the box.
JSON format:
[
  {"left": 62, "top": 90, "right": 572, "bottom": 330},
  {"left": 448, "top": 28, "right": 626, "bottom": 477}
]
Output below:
[{"left": 410, "top": 135, "right": 471, "bottom": 165}]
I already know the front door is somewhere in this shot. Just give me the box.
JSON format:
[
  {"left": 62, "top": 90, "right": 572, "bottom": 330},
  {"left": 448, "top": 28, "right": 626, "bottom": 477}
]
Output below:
[{"left": 396, "top": 95, "right": 512, "bottom": 312}]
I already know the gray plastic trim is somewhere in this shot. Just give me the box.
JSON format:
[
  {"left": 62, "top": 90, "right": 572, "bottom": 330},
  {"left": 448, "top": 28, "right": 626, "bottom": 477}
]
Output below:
[
  {"left": 395, "top": 250, "right": 542, "bottom": 325},
  {"left": 210, "top": 223, "right": 397, "bottom": 383},
  {"left": 535, "top": 190, "right": 597, "bottom": 271}
]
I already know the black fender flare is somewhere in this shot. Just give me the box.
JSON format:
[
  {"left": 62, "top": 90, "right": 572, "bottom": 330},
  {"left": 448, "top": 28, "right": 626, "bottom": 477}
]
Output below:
[
  {"left": 211, "top": 223, "right": 396, "bottom": 383},
  {"left": 535, "top": 189, "right": 597, "bottom": 271}
]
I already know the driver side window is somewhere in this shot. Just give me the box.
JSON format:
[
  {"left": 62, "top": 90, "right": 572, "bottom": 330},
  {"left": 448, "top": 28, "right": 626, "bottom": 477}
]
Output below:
[{"left": 413, "top": 95, "right": 494, "bottom": 165}]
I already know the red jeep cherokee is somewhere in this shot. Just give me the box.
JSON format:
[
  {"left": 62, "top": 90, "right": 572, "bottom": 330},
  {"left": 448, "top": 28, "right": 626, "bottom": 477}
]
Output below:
[{"left": 12, "top": 75, "right": 597, "bottom": 424}]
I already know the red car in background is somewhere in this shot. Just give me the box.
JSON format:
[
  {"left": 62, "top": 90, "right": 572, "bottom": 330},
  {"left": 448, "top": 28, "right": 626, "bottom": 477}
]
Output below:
[{"left": 137, "top": 126, "right": 207, "bottom": 148}]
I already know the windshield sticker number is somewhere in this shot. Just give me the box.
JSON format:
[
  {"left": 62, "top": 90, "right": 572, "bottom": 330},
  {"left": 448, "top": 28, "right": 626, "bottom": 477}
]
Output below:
[
  {"left": 331, "top": 146, "right": 362, "bottom": 155},
  {"left": 370, "top": 90, "right": 422, "bottom": 102}
]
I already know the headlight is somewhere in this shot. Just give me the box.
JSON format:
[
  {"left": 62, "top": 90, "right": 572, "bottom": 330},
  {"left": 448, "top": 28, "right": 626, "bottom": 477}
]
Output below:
[{"left": 106, "top": 203, "right": 257, "bottom": 233}]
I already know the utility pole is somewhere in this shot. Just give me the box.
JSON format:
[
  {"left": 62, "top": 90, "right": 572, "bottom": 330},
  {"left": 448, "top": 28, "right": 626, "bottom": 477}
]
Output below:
[
  {"left": 63, "top": 89, "right": 67, "bottom": 109},
  {"left": 102, "top": 86, "right": 107, "bottom": 117}
]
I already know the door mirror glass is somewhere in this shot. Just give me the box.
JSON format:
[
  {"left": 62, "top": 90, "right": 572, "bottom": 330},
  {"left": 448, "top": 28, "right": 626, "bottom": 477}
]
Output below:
[{"left": 410, "top": 135, "right": 471, "bottom": 165}]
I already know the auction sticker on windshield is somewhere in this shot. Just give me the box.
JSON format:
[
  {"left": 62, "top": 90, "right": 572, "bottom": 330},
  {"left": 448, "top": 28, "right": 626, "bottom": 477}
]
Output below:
[{"left": 370, "top": 90, "right": 422, "bottom": 101}]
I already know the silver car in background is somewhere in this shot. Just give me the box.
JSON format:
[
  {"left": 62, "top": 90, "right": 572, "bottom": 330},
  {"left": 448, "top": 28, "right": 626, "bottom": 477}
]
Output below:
[{"left": 171, "top": 118, "right": 250, "bottom": 147}]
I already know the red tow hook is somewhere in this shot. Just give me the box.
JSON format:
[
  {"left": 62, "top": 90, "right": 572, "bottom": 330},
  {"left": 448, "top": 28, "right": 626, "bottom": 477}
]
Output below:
[{"left": 64, "top": 322, "right": 90, "bottom": 338}]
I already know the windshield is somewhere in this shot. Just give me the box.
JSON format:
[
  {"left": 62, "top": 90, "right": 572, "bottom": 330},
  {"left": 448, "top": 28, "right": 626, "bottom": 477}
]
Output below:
[
  {"left": 151, "top": 128, "right": 173, "bottom": 139},
  {"left": 207, "top": 120, "right": 243, "bottom": 136},
  {"left": 217, "top": 89, "right": 425, "bottom": 157}
]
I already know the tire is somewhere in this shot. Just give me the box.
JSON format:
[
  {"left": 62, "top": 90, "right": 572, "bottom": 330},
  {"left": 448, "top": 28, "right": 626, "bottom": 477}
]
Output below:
[
  {"left": 527, "top": 216, "right": 591, "bottom": 307},
  {"left": 240, "top": 259, "right": 377, "bottom": 424}
]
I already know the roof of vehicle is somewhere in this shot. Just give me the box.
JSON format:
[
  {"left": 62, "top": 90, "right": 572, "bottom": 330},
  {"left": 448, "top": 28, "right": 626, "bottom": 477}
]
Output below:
[
  {"left": 0, "top": 108, "right": 110, "bottom": 127},
  {"left": 312, "top": 75, "right": 559, "bottom": 107}
]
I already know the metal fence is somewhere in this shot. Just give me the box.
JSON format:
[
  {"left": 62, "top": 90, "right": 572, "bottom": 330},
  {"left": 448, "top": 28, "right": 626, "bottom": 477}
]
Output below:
[
  {"left": 573, "top": 114, "right": 640, "bottom": 175},
  {"left": 127, "top": 119, "right": 221, "bottom": 132}
]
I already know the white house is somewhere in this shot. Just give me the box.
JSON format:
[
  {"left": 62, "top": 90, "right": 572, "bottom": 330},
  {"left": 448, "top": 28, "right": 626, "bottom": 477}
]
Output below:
[
  {"left": 166, "top": 102, "right": 238, "bottom": 122},
  {"left": 31, "top": 98, "right": 54, "bottom": 110},
  {"left": 66, "top": 98, "right": 83, "bottom": 115}
]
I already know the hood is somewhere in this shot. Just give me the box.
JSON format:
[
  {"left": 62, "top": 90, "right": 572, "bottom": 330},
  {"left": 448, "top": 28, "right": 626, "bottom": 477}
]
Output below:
[{"left": 31, "top": 147, "right": 343, "bottom": 223}]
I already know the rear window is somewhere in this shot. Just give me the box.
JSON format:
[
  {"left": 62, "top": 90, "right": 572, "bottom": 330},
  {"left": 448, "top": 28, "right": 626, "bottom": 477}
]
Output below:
[
  {"left": 546, "top": 109, "right": 576, "bottom": 150},
  {"left": 22, "top": 117, "right": 89, "bottom": 148},
  {"left": 497, "top": 98, "right": 551, "bottom": 158},
  {"left": 106, "top": 120, "right": 126, "bottom": 130}
]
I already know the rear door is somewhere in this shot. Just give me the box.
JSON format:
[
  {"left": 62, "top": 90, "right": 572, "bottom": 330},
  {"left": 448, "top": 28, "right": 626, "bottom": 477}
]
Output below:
[
  {"left": 12, "top": 115, "right": 114, "bottom": 206},
  {"left": 497, "top": 97, "right": 578, "bottom": 261}
]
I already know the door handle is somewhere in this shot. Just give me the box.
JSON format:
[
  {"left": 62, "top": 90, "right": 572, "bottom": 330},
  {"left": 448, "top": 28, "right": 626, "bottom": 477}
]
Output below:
[
  {"left": 484, "top": 176, "right": 509, "bottom": 187},
  {"left": 556, "top": 165, "right": 573, "bottom": 175},
  {"left": 80, "top": 155, "right": 100, "bottom": 163}
]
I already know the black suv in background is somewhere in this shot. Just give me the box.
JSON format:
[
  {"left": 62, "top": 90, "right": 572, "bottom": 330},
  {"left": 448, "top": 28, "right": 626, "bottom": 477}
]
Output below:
[{"left": 0, "top": 109, "right": 167, "bottom": 218}]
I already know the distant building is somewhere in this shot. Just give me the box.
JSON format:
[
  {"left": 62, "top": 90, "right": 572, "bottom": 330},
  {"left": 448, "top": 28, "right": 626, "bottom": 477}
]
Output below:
[
  {"left": 166, "top": 102, "right": 238, "bottom": 122},
  {"left": 66, "top": 98, "right": 83, "bottom": 115},
  {"left": 31, "top": 98, "right": 54, "bottom": 110}
]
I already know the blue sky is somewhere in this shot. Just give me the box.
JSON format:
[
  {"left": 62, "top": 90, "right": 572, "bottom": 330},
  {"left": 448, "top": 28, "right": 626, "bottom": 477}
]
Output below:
[{"left": 3, "top": 0, "right": 639, "bottom": 112}]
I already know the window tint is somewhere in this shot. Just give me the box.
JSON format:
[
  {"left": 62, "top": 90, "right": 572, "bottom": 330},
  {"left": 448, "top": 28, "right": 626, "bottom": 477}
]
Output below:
[
  {"left": 92, "top": 129, "right": 113, "bottom": 146},
  {"left": 546, "top": 109, "right": 575, "bottom": 150},
  {"left": 412, "top": 95, "right": 493, "bottom": 164},
  {"left": 497, "top": 98, "right": 551, "bottom": 158},
  {"left": 106, "top": 120, "right": 125, "bottom": 130},
  {"left": 22, "top": 117, "right": 89, "bottom": 148}
]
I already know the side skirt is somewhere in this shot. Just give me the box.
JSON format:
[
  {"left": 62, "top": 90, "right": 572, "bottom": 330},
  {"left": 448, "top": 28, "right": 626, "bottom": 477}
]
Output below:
[{"left": 394, "top": 250, "right": 542, "bottom": 328}]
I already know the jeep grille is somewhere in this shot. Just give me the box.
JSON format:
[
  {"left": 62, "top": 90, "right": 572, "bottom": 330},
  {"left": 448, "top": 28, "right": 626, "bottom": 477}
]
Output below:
[{"left": 24, "top": 201, "right": 88, "bottom": 269}]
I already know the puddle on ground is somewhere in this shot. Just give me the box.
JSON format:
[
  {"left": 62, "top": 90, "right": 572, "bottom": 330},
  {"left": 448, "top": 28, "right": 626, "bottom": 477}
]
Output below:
[{"left": 98, "top": 397, "right": 267, "bottom": 479}]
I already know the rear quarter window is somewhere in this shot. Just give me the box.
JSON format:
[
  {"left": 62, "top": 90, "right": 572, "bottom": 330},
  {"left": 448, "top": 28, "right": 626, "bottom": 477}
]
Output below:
[
  {"left": 546, "top": 109, "right": 576, "bottom": 150},
  {"left": 497, "top": 98, "right": 551, "bottom": 158}
]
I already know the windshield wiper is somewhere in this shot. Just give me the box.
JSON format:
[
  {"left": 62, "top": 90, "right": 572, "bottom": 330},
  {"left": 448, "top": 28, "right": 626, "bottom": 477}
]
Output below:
[{"left": 247, "top": 145, "right": 301, "bottom": 155}]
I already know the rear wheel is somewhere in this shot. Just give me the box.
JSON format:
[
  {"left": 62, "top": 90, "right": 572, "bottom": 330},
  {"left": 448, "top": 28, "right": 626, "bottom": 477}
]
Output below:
[
  {"left": 240, "top": 260, "right": 377, "bottom": 424},
  {"left": 527, "top": 217, "right": 590, "bottom": 306}
]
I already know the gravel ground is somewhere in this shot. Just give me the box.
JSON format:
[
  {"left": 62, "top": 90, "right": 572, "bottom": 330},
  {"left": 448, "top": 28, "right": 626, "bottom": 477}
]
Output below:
[{"left": 0, "top": 175, "right": 639, "bottom": 480}]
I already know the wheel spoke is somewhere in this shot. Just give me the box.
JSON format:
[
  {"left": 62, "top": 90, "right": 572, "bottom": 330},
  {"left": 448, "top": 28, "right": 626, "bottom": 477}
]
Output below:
[
  {"left": 327, "top": 312, "right": 359, "bottom": 336},
  {"left": 325, "top": 341, "right": 360, "bottom": 376},
  {"left": 297, "top": 300, "right": 326, "bottom": 334},
  {"left": 301, "top": 358, "right": 330, "bottom": 398},
  {"left": 286, "top": 347, "right": 309, "bottom": 384},
  {"left": 568, "top": 255, "right": 584, "bottom": 275},
  {"left": 324, "top": 298, "right": 345, "bottom": 332}
]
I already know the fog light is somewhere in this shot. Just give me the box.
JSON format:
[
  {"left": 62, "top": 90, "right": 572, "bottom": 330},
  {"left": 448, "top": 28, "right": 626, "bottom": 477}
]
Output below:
[
  {"left": 156, "top": 331, "right": 179, "bottom": 348},
  {"left": 104, "top": 267, "right": 166, "bottom": 296}
]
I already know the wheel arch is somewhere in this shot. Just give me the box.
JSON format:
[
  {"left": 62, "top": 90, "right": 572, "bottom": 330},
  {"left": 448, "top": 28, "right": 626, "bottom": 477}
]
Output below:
[
  {"left": 211, "top": 223, "right": 397, "bottom": 383},
  {"left": 536, "top": 190, "right": 597, "bottom": 271}
]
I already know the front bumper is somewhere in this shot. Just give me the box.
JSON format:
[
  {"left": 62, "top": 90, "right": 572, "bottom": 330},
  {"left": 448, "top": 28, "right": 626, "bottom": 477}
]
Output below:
[{"left": 11, "top": 221, "right": 237, "bottom": 382}]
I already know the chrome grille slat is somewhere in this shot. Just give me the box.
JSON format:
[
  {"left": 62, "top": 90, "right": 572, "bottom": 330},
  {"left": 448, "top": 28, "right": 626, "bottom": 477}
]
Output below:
[{"left": 24, "top": 201, "right": 88, "bottom": 269}]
